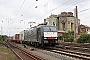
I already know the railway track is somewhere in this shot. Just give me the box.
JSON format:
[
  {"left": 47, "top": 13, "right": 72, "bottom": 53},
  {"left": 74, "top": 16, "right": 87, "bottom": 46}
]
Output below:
[
  {"left": 5, "top": 40, "right": 90, "bottom": 60},
  {"left": 44, "top": 47, "right": 90, "bottom": 60},
  {"left": 4, "top": 41, "right": 23, "bottom": 60},
  {"left": 4, "top": 41, "right": 45, "bottom": 60},
  {"left": 56, "top": 45, "right": 90, "bottom": 52},
  {"left": 59, "top": 43, "right": 90, "bottom": 49},
  {"left": 14, "top": 42, "right": 90, "bottom": 60},
  {"left": 16, "top": 46, "right": 45, "bottom": 60}
]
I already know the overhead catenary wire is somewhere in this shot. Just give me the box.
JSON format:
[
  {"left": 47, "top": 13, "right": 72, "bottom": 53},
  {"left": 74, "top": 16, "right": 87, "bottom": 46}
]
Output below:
[
  {"left": 36, "top": 0, "right": 89, "bottom": 20},
  {"left": 6, "top": 0, "right": 22, "bottom": 26},
  {"left": 79, "top": 7, "right": 90, "bottom": 13},
  {"left": 37, "top": 0, "right": 71, "bottom": 20},
  {"left": 2, "top": 0, "right": 85, "bottom": 23},
  {"left": 6, "top": 0, "right": 52, "bottom": 35},
  {"left": 22, "top": 1, "right": 48, "bottom": 13},
  {"left": 13, "top": 0, "right": 22, "bottom": 14},
  {"left": 21, "top": 2, "right": 36, "bottom": 14},
  {"left": 0, "top": 0, "right": 22, "bottom": 26},
  {"left": 10, "top": 0, "right": 80, "bottom": 25},
  {"left": 21, "top": 0, "right": 51, "bottom": 15},
  {"left": 10, "top": 0, "right": 49, "bottom": 25},
  {"left": 10, "top": 3, "right": 37, "bottom": 25},
  {"left": 15, "top": 0, "right": 26, "bottom": 16},
  {"left": 78, "top": 7, "right": 90, "bottom": 22},
  {"left": 2, "top": 0, "right": 90, "bottom": 36},
  {"left": 10, "top": 0, "right": 26, "bottom": 25},
  {"left": 63, "top": 0, "right": 84, "bottom": 11}
]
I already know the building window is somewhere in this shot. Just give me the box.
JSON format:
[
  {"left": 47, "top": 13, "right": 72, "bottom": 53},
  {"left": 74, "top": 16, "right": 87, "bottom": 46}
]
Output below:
[
  {"left": 71, "top": 23, "right": 74, "bottom": 30},
  {"left": 62, "top": 23, "right": 65, "bottom": 31},
  {"left": 53, "top": 22, "right": 55, "bottom": 26},
  {"left": 81, "top": 26, "right": 84, "bottom": 28}
]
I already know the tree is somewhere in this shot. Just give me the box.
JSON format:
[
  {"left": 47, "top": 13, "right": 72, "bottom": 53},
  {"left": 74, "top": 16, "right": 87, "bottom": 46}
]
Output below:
[
  {"left": 0, "top": 36, "right": 3, "bottom": 44},
  {"left": 0, "top": 35, "right": 8, "bottom": 44}
]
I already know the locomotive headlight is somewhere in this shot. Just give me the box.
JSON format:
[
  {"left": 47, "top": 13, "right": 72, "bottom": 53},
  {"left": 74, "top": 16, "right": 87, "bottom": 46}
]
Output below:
[
  {"left": 54, "top": 37, "right": 57, "bottom": 39},
  {"left": 44, "top": 37, "right": 47, "bottom": 39}
]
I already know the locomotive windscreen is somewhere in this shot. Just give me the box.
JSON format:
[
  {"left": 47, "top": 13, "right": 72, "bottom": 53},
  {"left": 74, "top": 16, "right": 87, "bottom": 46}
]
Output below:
[{"left": 43, "top": 26, "right": 57, "bottom": 32}]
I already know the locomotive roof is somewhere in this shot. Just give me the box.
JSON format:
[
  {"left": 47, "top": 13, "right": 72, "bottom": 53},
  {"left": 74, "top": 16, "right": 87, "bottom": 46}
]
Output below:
[
  {"left": 37, "top": 25, "right": 55, "bottom": 27},
  {"left": 29, "top": 25, "right": 56, "bottom": 30}
]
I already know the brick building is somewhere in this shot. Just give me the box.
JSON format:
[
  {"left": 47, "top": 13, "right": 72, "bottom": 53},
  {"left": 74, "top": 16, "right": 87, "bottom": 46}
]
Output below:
[{"left": 78, "top": 24, "right": 90, "bottom": 35}]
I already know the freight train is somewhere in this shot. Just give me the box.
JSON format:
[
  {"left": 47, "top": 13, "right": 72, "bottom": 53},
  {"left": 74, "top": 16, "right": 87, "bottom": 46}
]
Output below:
[{"left": 11, "top": 25, "right": 58, "bottom": 47}]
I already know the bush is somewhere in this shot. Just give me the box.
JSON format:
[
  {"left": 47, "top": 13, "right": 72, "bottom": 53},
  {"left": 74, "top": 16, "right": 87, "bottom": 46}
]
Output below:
[
  {"left": 63, "top": 31, "right": 74, "bottom": 43},
  {"left": 77, "top": 34, "right": 90, "bottom": 43}
]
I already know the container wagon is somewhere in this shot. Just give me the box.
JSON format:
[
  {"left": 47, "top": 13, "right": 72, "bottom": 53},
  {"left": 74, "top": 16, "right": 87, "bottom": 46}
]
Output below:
[{"left": 20, "top": 30, "right": 28, "bottom": 44}]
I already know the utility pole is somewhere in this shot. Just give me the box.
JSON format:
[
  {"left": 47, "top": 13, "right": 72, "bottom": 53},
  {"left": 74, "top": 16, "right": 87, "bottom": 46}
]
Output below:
[
  {"left": 1, "top": 21, "right": 3, "bottom": 36},
  {"left": 1, "top": 26, "right": 2, "bottom": 36}
]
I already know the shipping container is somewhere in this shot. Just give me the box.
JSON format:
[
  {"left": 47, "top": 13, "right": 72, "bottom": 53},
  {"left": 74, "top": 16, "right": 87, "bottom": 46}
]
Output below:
[
  {"left": 20, "top": 30, "right": 28, "bottom": 43},
  {"left": 15, "top": 34, "right": 20, "bottom": 40}
]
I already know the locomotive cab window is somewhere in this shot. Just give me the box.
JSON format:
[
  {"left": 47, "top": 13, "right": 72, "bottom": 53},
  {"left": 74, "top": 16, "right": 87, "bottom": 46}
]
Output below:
[{"left": 43, "top": 26, "right": 57, "bottom": 32}]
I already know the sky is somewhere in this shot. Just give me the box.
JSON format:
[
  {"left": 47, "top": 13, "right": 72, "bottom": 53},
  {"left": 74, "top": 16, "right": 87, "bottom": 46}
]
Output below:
[{"left": 0, "top": 0, "right": 90, "bottom": 36}]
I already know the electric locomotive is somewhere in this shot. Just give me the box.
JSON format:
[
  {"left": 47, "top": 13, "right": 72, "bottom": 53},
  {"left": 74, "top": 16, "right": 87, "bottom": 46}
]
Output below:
[{"left": 26, "top": 25, "right": 58, "bottom": 47}]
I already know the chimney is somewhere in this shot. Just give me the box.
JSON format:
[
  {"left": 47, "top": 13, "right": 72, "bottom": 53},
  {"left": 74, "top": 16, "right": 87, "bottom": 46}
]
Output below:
[{"left": 76, "top": 6, "right": 78, "bottom": 19}]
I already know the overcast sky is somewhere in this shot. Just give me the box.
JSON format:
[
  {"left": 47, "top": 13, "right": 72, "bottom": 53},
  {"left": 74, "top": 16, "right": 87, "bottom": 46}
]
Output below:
[{"left": 0, "top": 0, "right": 90, "bottom": 36}]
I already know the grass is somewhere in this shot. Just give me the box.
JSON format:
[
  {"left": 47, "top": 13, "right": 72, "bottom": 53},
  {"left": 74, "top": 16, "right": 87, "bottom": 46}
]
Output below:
[{"left": 0, "top": 45, "right": 15, "bottom": 60}]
